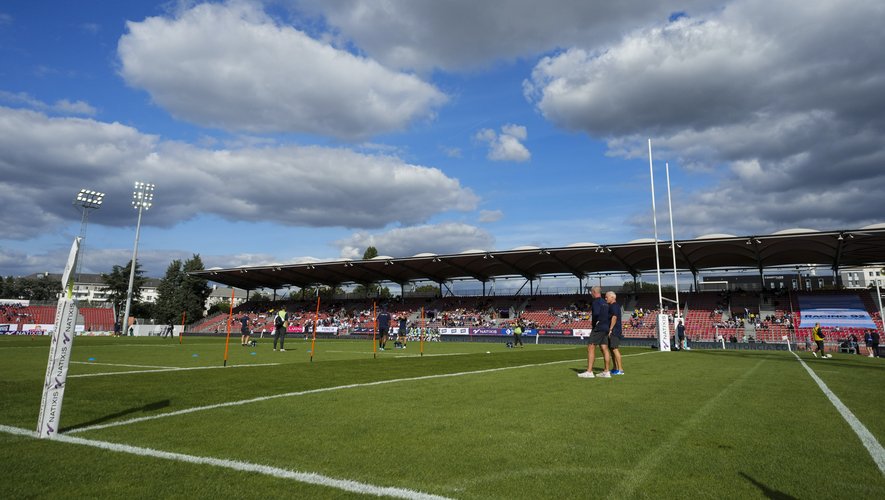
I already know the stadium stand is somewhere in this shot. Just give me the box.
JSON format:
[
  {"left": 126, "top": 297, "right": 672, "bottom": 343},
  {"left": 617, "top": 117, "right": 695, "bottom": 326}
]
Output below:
[{"left": 1, "top": 303, "right": 116, "bottom": 332}]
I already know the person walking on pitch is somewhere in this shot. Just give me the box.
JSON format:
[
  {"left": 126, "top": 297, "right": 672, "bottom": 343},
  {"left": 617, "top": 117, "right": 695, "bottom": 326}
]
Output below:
[
  {"left": 811, "top": 322, "right": 827, "bottom": 358},
  {"left": 513, "top": 319, "right": 524, "bottom": 348},
  {"left": 606, "top": 292, "right": 625, "bottom": 375},
  {"left": 273, "top": 309, "right": 288, "bottom": 352},
  {"left": 377, "top": 307, "right": 391, "bottom": 351},
  {"left": 239, "top": 313, "right": 251, "bottom": 346}
]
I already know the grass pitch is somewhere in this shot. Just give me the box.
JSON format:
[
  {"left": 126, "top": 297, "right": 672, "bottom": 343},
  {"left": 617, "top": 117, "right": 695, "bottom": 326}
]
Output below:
[{"left": 1, "top": 335, "right": 883, "bottom": 499}]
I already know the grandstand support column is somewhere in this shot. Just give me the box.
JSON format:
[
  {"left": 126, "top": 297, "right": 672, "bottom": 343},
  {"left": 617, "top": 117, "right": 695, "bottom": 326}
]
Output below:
[
  {"left": 482, "top": 281, "right": 486, "bottom": 297},
  {"left": 692, "top": 271, "right": 699, "bottom": 292}
]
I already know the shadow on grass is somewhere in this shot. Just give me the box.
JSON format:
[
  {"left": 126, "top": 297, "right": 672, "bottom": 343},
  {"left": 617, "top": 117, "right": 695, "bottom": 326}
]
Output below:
[
  {"left": 61, "top": 399, "right": 170, "bottom": 433},
  {"left": 739, "top": 472, "right": 798, "bottom": 499}
]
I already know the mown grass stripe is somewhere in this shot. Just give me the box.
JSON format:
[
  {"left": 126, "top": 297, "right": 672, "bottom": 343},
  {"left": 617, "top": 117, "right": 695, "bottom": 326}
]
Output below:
[
  {"left": 67, "top": 351, "right": 662, "bottom": 434},
  {"left": 68, "top": 362, "right": 281, "bottom": 379}
]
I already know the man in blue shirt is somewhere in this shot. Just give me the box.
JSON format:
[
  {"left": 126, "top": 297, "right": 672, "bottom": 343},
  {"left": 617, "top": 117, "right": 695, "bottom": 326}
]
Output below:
[
  {"left": 377, "top": 307, "right": 391, "bottom": 351},
  {"left": 395, "top": 314, "right": 408, "bottom": 349},
  {"left": 606, "top": 292, "right": 625, "bottom": 375},
  {"left": 579, "top": 286, "right": 612, "bottom": 378},
  {"left": 239, "top": 313, "right": 250, "bottom": 346}
]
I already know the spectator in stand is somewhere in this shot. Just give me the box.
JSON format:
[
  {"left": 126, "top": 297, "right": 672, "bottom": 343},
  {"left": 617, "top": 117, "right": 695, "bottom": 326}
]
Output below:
[{"left": 847, "top": 333, "right": 860, "bottom": 355}]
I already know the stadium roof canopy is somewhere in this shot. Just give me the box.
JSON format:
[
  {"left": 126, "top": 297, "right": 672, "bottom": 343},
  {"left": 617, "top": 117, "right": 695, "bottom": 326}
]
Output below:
[{"left": 190, "top": 226, "right": 885, "bottom": 291}]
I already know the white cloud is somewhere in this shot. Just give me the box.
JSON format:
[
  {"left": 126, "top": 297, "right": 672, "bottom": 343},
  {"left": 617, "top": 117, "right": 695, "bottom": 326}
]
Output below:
[
  {"left": 335, "top": 223, "right": 494, "bottom": 259},
  {"left": 475, "top": 124, "right": 531, "bottom": 162},
  {"left": 478, "top": 209, "right": 504, "bottom": 223},
  {"left": 118, "top": 1, "right": 446, "bottom": 140},
  {"left": 442, "top": 146, "right": 462, "bottom": 158},
  {"left": 0, "top": 244, "right": 330, "bottom": 278},
  {"left": 525, "top": 0, "right": 885, "bottom": 235},
  {"left": 0, "top": 90, "right": 96, "bottom": 116},
  {"left": 0, "top": 106, "right": 478, "bottom": 239},
  {"left": 295, "top": 0, "right": 714, "bottom": 71},
  {"left": 80, "top": 22, "right": 100, "bottom": 34}
]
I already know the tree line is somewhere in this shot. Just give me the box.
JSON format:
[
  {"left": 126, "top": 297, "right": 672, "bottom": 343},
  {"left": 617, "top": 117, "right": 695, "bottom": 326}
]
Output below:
[{"left": 0, "top": 254, "right": 211, "bottom": 325}]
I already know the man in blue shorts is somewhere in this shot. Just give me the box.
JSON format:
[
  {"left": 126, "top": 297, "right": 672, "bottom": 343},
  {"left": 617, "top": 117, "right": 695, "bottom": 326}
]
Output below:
[
  {"left": 606, "top": 292, "right": 625, "bottom": 375},
  {"left": 579, "top": 286, "right": 612, "bottom": 379},
  {"left": 377, "top": 307, "right": 391, "bottom": 351}
]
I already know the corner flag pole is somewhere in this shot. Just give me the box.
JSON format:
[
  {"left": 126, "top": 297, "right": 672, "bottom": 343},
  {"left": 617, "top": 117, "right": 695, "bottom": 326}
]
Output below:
[
  {"left": 420, "top": 306, "right": 425, "bottom": 356},
  {"left": 179, "top": 311, "right": 186, "bottom": 344},
  {"left": 222, "top": 288, "right": 234, "bottom": 367},
  {"left": 309, "top": 293, "right": 320, "bottom": 363},
  {"left": 372, "top": 301, "right": 377, "bottom": 359}
]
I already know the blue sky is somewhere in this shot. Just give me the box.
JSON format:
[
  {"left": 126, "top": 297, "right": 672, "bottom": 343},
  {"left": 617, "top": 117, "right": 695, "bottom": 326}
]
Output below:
[{"left": 1, "top": 0, "right": 883, "bottom": 280}]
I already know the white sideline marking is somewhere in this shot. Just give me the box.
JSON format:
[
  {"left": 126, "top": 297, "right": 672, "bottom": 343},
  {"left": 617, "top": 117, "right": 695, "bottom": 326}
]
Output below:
[
  {"left": 67, "top": 351, "right": 660, "bottom": 434},
  {"left": 69, "top": 363, "right": 280, "bottom": 379},
  {"left": 791, "top": 351, "right": 885, "bottom": 475},
  {"left": 72, "top": 361, "right": 176, "bottom": 369},
  {"left": 0, "top": 424, "right": 451, "bottom": 500}
]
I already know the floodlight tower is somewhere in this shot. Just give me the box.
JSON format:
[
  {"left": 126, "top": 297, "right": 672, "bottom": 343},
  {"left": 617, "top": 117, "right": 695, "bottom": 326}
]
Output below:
[
  {"left": 72, "top": 189, "right": 104, "bottom": 292},
  {"left": 121, "top": 182, "right": 154, "bottom": 334}
]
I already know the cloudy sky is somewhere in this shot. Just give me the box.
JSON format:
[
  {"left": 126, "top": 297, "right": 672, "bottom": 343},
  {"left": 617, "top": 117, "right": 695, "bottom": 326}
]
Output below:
[{"left": 1, "top": 0, "right": 883, "bottom": 279}]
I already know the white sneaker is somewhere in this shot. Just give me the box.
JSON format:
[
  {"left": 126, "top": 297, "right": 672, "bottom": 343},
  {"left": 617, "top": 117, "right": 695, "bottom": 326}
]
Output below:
[
  {"left": 273, "top": 348, "right": 277, "bottom": 351},
  {"left": 280, "top": 349, "right": 286, "bottom": 352},
  {"left": 577, "top": 371, "right": 595, "bottom": 378},
  {"left": 812, "top": 351, "right": 818, "bottom": 358},
  {"left": 597, "top": 371, "right": 612, "bottom": 378}
]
